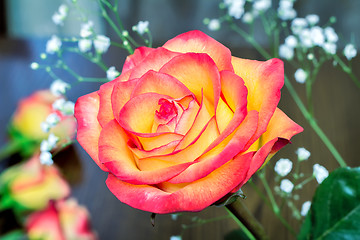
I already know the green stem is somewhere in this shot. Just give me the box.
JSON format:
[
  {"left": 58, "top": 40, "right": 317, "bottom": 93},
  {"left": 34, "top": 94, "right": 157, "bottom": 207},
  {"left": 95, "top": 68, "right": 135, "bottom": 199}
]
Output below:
[
  {"left": 226, "top": 199, "right": 268, "bottom": 240},
  {"left": 295, "top": 176, "right": 315, "bottom": 190},
  {"left": 333, "top": 54, "right": 360, "bottom": 89},
  {"left": 0, "top": 140, "right": 24, "bottom": 162},
  {"left": 258, "top": 171, "right": 296, "bottom": 236}
]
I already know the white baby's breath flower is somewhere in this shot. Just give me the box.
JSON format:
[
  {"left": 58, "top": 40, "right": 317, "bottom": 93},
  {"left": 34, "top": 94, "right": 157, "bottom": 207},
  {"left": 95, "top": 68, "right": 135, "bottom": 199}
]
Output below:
[
  {"left": 62, "top": 101, "right": 75, "bottom": 116},
  {"left": 47, "top": 133, "right": 59, "bottom": 147},
  {"left": 46, "top": 35, "right": 62, "bottom": 54},
  {"left": 301, "top": 201, "right": 311, "bottom": 216},
  {"left": 280, "top": 179, "right": 294, "bottom": 193},
  {"left": 343, "top": 44, "right": 357, "bottom": 60},
  {"left": 40, "top": 122, "right": 51, "bottom": 133},
  {"left": 296, "top": 147, "right": 311, "bottom": 161},
  {"left": 170, "top": 236, "right": 182, "bottom": 240},
  {"left": 171, "top": 214, "right": 178, "bottom": 221},
  {"left": 313, "top": 164, "right": 329, "bottom": 184},
  {"left": 323, "top": 42, "right": 337, "bottom": 55},
  {"left": 46, "top": 113, "right": 61, "bottom": 127},
  {"left": 324, "top": 27, "right": 338, "bottom": 43},
  {"left": 50, "top": 79, "right": 70, "bottom": 96},
  {"left": 40, "top": 140, "right": 51, "bottom": 152},
  {"left": 78, "top": 39, "right": 92, "bottom": 53},
  {"left": 285, "top": 35, "right": 298, "bottom": 48},
  {"left": 208, "top": 19, "right": 221, "bottom": 31},
  {"left": 294, "top": 68, "right": 307, "bottom": 84},
  {"left": 30, "top": 62, "right": 39, "bottom": 70},
  {"left": 94, "top": 35, "right": 111, "bottom": 54},
  {"left": 277, "top": 0, "right": 296, "bottom": 21},
  {"left": 279, "top": 44, "right": 294, "bottom": 60},
  {"left": 274, "top": 158, "right": 293, "bottom": 177},
  {"left": 80, "top": 21, "right": 94, "bottom": 38},
  {"left": 242, "top": 12, "right": 254, "bottom": 24},
  {"left": 310, "top": 26, "right": 325, "bottom": 46},
  {"left": 106, "top": 66, "right": 120, "bottom": 80},
  {"left": 291, "top": 18, "right": 308, "bottom": 35},
  {"left": 253, "top": 0, "right": 271, "bottom": 13},
  {"left": 52, "top": 98, "right": 66, "bottom": 111},
  {"left": 40, "top": 151, "right": 54, "bottom": 165},
  {"left": 133, "top": 21, "right": 149, "bottom": 35},
  {"left": 299, "top": 29, "right": 313, "bottom": 48},
  {"left": 52, "top": 4, "right": 68, "bottom": 26},
  {"left": 306, "top": 14, "right": 319, "bottom": 26},
  {"left": 227, "top": 0, "right": 245, "bottom": 19}
]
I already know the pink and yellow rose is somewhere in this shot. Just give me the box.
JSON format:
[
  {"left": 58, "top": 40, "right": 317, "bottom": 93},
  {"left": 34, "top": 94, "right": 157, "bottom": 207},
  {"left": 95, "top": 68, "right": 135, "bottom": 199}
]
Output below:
[
  {"left": 0, "top": 154, "right": 70, "bottom": 211},
  {"left": 75, "top": 30, "right": 302, "bottom": 213},
  {"left": 11, "top": 90, "right": 76, "bottom": 150},
  {"left": 26, "top": 199, "right": 97, "bottom": 240}
]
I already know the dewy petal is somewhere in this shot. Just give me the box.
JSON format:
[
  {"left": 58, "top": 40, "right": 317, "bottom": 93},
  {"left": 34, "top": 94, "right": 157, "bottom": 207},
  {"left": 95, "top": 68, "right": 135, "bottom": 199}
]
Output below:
[
  {"left": 74, "top": 92, "right": 108, "bottom": 171},
  {"left": 121, "top": 46, "right": 154, "bottom": 73},
  {"left": 111, "top": 79, "right": 138, "bottom": 123},
  {"left": 131, "top": 70, "right": 193, "bottom": 99},
  {"left": 163, "top": 30, "right": 234, "bottom": 72},
  {"left": 160, "top": 53, "right": 221, "bottom": 115},
  {"left": 128, "top": 47, "right": 180, "bottom": 79},
  {"left": 98, "top": 120, "right": 192, "bottom": 185},
  {"left": 232, "top": 57, "right": 284, "bottom": 148},
  {"left": 105, "top": 152, "right": 253, "bottom": 213},
  {"left": 97, "top": 81, "right": 116, "bottom": 127}
]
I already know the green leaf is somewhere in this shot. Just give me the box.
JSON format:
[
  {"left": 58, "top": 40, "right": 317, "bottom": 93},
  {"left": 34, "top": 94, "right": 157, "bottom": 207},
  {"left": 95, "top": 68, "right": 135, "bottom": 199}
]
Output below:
[{"left": 298, "top": 167, "right": 360, "bottom": 240}]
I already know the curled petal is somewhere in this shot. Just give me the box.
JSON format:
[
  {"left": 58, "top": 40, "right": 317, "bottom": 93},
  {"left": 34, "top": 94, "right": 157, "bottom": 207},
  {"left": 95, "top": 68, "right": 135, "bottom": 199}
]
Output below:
[
  {"left": 106, "top": 152, "right": 253, "bottom": 214},
  {"left": 232, "top": 57, "right": 284, "bottom": 148},
  {"left": 75, "top": 92, "right": 108, "bottom": 171},
  {"left": 98, "top": 120, "right": 192, "bottom": 185},
  {"left": 163, "top": 30, "right": 234, "bottom": 72}
]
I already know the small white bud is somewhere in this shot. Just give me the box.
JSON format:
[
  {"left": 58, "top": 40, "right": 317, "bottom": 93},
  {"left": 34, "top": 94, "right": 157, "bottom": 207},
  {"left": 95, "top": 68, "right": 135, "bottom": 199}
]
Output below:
[
  {"left": 40, "top": 122, "right": 51, "bottom": 133},
  {"left": 40, "top": 151, "right": 54, "bottom": 165},
  {"left": 106, "top": 66, "right": 120, "bottom": 81},
  {"left": 274, "top": 158, "right": 293, "bottom": 177},
  {"left": 301, "top": 201, "right": 311, "bottom": 216},
  {"left": 313, "top": 164, "right": 329, "bottom": 184},
  {"left": 50, "top": 79, "right": 70, "bottom": 96},
  {"left": 296, "top": 147, "right": 311, "bottom": 161},
  {"left": 30, "top": 62, "right": 39, "bottom": 70},
  {"left": 62, "top": 101, "right": 75, "bottom": 115},
  {"left": 133, "top": 21, "right": 149, "bottom": 35},
  {"left": 208, "top": 19, "right": 221, "bottom": 31},
  {"left": 78, "top": 39, "right": 92, "bottom": 53},
  {"left": 47, "top": 133, "right": 59, "bottom": 147},
  {"left": 280, "top": 179, "right": 294, "bottom": 193},
  {"left": 46, "top": 35, "right": 62, "bottom": 54},
  {"left": 279, "top": 44, "right": 294, "bottom": 60},
  {"left": 343, "top": 44, "right": 357, "bottom": 60},
  {"left": 46, "top": 113, "right": 61, "bottom": 127},
  {"left": 294, "top": 68, "right": 307, "bottom": 84},
  {"left": 93, "top": 35, "right": 111, "bottom": 54},
  {"left": 52, "top": 98, "right": 66, "bottom": 111}
]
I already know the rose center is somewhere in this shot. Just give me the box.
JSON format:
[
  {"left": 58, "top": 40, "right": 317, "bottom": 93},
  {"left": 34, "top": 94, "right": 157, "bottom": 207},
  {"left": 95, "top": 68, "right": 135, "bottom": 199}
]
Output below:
[{"left": 152, "top": 98, "right": 179, "bottom": 133}]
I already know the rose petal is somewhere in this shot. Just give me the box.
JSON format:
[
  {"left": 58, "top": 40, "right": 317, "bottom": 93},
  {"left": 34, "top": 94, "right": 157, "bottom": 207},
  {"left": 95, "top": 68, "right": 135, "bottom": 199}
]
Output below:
[
  {"left": 232, "top": 57, "right": 284, "bottom": 148},
  {"left": 138, "top": 117, "right": 219, "bottom": 171},
  {"left": 106, "top": 151, "right": 253, "bottom": 213},
  {"left": 163, "top": 30, "right": 234, "bottom": 72},
  {"left": 111, "top": 78, "right": 138, "bottom": 123},
  {"left": 97, "top": 81, "right": 116, "bottom": 127},
  {"left": 122, "top": 46, "right": 154, "bottom": 73},
  {"left": 160, "top": 53, "right": 221, "bottom": 115},
  {"left": 99, "top": 119, "right": 192, "bottom": 184},
  {"left": 168, "top": 110, "right": 258, "bottom": 184},
  {"left": 74, "top": 92, "right": 108, "bottom": 171},
  {"left": 129, "top": 47, "right": 180, "bottom": 79},
  {"left": 131, "top": 70, "right": 193, "bottom": 99}
]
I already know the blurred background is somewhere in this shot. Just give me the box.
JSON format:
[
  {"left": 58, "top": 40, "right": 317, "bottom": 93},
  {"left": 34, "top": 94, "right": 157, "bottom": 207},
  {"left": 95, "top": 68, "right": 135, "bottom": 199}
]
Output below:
[{"left": 1, "top": 0, "right": 360, "bottom": 239}]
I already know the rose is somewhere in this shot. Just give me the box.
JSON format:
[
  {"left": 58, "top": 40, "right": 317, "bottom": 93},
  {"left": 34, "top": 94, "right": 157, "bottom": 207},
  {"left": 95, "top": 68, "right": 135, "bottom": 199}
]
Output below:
[
  {"left": 26, "top": 199, "right": 96, "bottom": 240},
  {"left": 11, "top": 90, "right": 76, "bottom": 154},
  {"left": 0, "top": 154, "right": 70, "bottom": 211},
  {"left": 75, "top": 30, "right": 302, "bottom": 213}
]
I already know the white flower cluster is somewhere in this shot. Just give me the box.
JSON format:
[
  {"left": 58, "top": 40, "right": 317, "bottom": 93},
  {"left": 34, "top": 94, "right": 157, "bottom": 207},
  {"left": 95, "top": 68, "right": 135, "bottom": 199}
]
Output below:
[
  {"left": 280, "top": 179, "right": 294, "bottom": 193},
  {"left": 77, "top": 21, "right": 111, "bottom": 54},
  {"left": 46, "top": 35, "right": 62, "bottom": 54},
  {"left": 313, "top": 164, "right": 329, "bottom": 184},
  {"left": 274, "top": 158, "right": 293, "bottom": 177},
  {"left": 106, "top": 66, "right": 120, "bottom": 81},
  {"left": 40, "top": 133, "right": 59, "bottom": 165},
  {"left": 277, "top": 0, "right": 296, "bottom": 21},
  {"left": 52, "top": 4, "right": 69, "bottom": 26},
  {"left": 223, "top": 0, "right": 271, "bottom": 23},
  {"left": 132, "top": 21, "right": 149, "bottom": 35}
]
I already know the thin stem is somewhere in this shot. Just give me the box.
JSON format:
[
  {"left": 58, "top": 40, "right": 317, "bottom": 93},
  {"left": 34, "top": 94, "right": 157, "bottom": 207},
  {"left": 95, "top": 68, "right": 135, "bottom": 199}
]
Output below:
[
  {"left": 0, "top": 140, "right": 22, "bottom": 162},
  {"left": 333, "top": 54, "right": 360, "bottom": 89},
  {"left": 226, "top": 199, "right": 268, "bottom": 240},
  {"left": 225, "top": 208, "right": 256, "bottom": 240},
  {"left": 295, "top": 176, "right": 315, "bottom": 190},
  {"left": 258, "top": 171, "right": 296, "bottom": 236}
]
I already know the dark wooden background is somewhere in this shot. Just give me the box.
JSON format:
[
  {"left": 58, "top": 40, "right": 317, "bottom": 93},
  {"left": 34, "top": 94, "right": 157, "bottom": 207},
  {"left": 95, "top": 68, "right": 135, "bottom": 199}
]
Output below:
[{"left": 0, "top": 28, "right": 359, "bottom": 240}]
